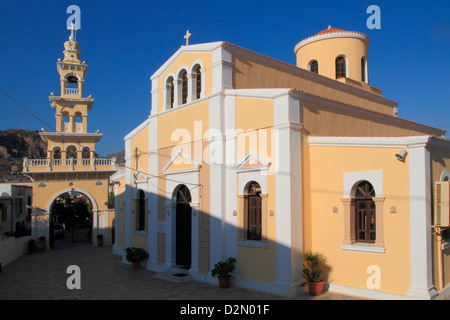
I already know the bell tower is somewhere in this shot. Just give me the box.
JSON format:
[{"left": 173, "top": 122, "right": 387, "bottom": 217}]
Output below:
[
  {"left": 52, "top": 25, "right": 92, "bottom": 134},
  {"left": 23, "top": 25, "right": 117, "bottom": 249}
]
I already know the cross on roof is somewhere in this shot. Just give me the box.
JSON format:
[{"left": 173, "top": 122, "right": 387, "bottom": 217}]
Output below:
[{"left": 184, "top": 30, "right": 191, "bottom": 46}]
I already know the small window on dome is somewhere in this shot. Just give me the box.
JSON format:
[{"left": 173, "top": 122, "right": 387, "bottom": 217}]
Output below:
[
  {"left": 336, "top": 56, "right": 346, "bottom": 79},
  {"left": 309, "top": 60, "right": 319, "bottom": 74},
  {"left": 361, "top": 57, "right": 367, "bottom": 83}
]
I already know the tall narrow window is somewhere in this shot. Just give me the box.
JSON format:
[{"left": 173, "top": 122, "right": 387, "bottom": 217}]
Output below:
[
  {"left": 361, "top": 57, "right": 367, "bottom": 82},
  {"left": 336, "top": 56, "right": 346, "bottom": 79},
  {"left": 181, "top": 71, "right": 188, "bottom": 104},
  {"left": 353, "top": 181, "right": 376, "bottom": 243},
  {"left": 137, "top": 190, "right": 146, "bottom": 231},
  {"left": 245, "top": 182, "right": 262, "bottom": 241},
  {"left": 195, "top": 66, "right": 202, "bottom": 99},
  {"left": 169, "top": 78, "right": 174, "bottom": 108},
  {"left": 309, "top": 60, "right": 319, "bottom": 74}
]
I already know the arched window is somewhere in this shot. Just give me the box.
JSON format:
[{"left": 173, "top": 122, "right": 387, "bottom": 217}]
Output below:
[
  {"left": 361, "top": 57, "right": 367, "bottom": 82},
  {"left": 136, "top": 190, "right": 146, "bottom": 231},
  {"left": 193, "top": 65, "right": 202, "bottom": 100},
  {"left": 74, "top": 112, "right": 83, "bottom": 133},
  {"left": 181, "top": 70, "right": 188, "bottom": 104},
  {"left": 62, "top": 112, "right": 70, "bottom": 132},
  {"left": 53, "top": 148, "right": 62, "bottom": 160},
  {"left": 66, "top": 146, "right": 78, "bottom": 159},
  {"left": 309, "top": 60, "right": 319, "bottom": 74},
  {"left": 82, "top": 147, "right": 91, "bottom": 159},
  {"left": 245, "top": 182, "right": 262, "bottom": 241},
  {"left": 166, "top": 76, "right": 175, "bottom": 109},
  {"left": 353, "top": 181, "right": 376, "bottom": 243},
  {"left": 336, "top": 56, "right": 347, "bottom": 79}
]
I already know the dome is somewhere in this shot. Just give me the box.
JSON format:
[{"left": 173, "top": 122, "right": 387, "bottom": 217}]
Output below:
[
  {"left": 294, "top": 26, "right": 371, "bottom": 83},
  {"left": 316, "top": 26, "right": 345, "bottom": 35}
]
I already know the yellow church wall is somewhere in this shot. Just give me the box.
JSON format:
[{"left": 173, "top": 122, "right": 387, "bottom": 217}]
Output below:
[
  {"left": 231, "top": 51, "right": 397, "bottom": 116},
  {"left": 198, "top": 141, "right": 211, "bottom": 274},
  {"left": 307, "top": 144, "right": 411, "bottom": 295},
  {"left": 236, "top": 173, "right": 277, "bottom": 284},
  {"left": 131, "top": 233, "right": 148, "bottom": 251},
  {"left": 130, "top": 126, "right": 149, "bottom": 174},
  {"left": 157, "top": 147, "right": 169, "bottom": 266},
  {"left": 232, "top": 96, "right": 278, "bottom": 283},
  {"left": 235, "top": 97, "right": 274, "bottom": 164},
  {"left": 157, "top": 100, "right": 210, "bottom": 150},
  {"left": 300, "top": 99, "right": 444, "bottom": 137},
  {"left": 157, "top": 52, "right": 213, "bottom": 113}
]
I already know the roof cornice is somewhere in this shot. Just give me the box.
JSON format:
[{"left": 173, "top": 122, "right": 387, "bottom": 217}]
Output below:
[{"left": 294, "top": 30, "right": 370, "bottom": 54}]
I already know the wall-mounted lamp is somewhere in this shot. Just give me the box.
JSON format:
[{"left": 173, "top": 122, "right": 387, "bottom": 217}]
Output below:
[{"left": 396, "top": 150, "right": 407, "bottom": 162}]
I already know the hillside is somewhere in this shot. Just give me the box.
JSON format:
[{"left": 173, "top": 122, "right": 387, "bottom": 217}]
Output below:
[{"left": 0, "top": 129, "right": 47, "bottom": 176}]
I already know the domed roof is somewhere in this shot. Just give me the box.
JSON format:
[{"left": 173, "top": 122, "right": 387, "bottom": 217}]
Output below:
[
  {"left": 294, "top": 26, "right": 370, "bottom": 54},
  {"left": 316, "top": 26, "right": 345, "bottom": 35}
]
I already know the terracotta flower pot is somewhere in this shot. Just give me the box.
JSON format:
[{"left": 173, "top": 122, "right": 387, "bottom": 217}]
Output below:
[
  {"left": 218, "top": 276, "right": 231, "bottom": 289},
  {"left": 132, "top": 262, "right": 141, "bottom": 270},
  {"left": 308, "top": 281, "right": 325, "bottom": 296}
]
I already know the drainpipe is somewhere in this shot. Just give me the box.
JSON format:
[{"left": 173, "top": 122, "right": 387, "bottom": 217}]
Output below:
[{"left": 434, "top": 226, "right": 445, "bottom": 291}]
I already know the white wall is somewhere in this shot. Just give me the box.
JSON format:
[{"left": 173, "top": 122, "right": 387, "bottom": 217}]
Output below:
[{"left": 0, "top": 236, "right": 32, "bottom": 267}]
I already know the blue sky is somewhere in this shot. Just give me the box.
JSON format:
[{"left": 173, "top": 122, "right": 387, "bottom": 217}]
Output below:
[{"left": 0, "top": 0, "right": 449, "bottom": 156}]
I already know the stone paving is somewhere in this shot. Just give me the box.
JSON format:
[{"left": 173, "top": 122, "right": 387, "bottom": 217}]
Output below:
[{"left": 0, "top": 240, "right": 363, "bottom": 301}]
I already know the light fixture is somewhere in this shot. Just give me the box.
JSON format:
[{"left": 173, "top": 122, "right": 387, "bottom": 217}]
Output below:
[{"left": 396, "top": 150, "right": 407, "bottom": 162}]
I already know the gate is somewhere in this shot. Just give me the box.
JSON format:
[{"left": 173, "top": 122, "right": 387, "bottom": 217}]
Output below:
[{"left": 71, "top": 213, "right": 92, "bottom": 244}]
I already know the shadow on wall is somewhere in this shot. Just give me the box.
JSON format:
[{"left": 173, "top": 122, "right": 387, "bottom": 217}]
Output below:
[{"left": 112, "top": 185, "right": 332, "bottom": 297}]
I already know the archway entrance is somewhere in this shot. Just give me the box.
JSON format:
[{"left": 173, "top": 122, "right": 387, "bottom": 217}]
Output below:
[
  {"left": 48, "top": 190, "right": 94, "bottom": 247},
  {"left": 175, "top": 185, "right": 192, "bottom": 268}
]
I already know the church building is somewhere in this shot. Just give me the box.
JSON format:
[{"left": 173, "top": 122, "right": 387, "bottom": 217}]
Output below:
[{"left": 113, "top": 27, "right": 450, "bottom": 299}]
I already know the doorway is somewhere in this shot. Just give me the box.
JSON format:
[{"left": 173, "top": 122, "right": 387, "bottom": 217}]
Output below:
[{"left": 175, "top": 185, "right": 192, "bottom": 268}]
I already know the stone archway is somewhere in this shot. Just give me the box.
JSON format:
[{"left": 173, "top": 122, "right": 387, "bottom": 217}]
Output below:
[{"left": 45, "top": 189, "right": 98, "bottom": 247}]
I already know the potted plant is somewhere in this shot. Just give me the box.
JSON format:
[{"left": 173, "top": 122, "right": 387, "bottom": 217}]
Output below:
[
  {"left": 211, "top": 257, "right": 236, "bottom": 288},
  {"left": 125, "top": 247, "right": 149, "bottom": 269},
  {"left": 302, "top": 251, "right": 326, "bottom": 296}
]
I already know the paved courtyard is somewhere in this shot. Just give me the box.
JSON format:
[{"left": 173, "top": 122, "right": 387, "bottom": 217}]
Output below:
[{"left": 0, "top": 240, "right": 362, "bottom": 301}]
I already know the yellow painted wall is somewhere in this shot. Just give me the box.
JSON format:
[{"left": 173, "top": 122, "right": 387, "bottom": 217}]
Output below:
[
  {"left": 234, "top": 96, "right": 277, "bottom": 283},
  {"left": 307, "top": 144, "right": 411, "bottom": 295},
  {"left": 235, "top": 97, "right": 275, "bottom": 165},
  {"left": 236, "top": 173, "right": 277, "bottom": 284},
  {"left": 130, "top": 126, "right": 149, "bottom": 174},
  {"left": 231, "top": 51, "right": 397, "bottom": 116},
  {"left": 158, "top": 100, "right": 209, "bottom": 150}
]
